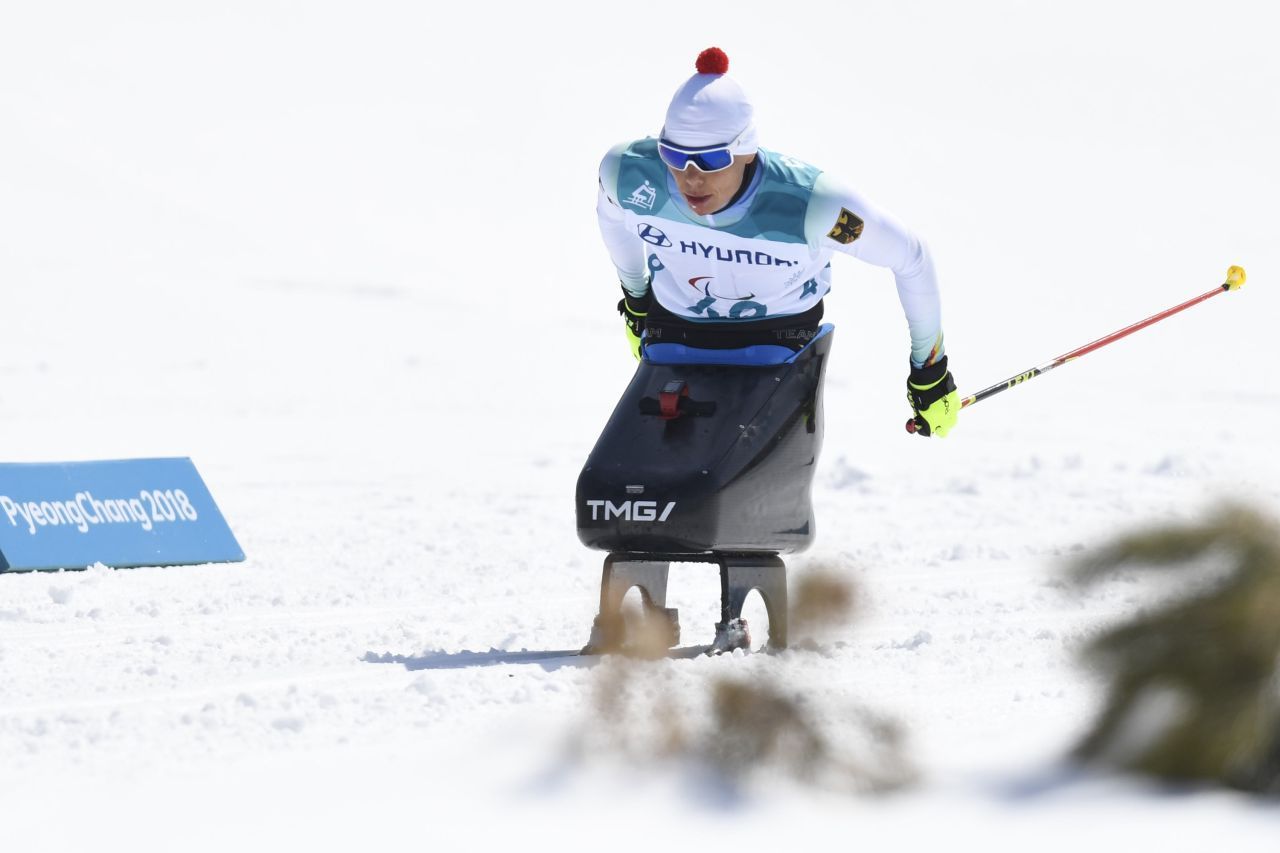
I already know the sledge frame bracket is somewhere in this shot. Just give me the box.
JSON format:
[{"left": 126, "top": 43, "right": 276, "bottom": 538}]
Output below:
[{"left": 585, "top": 551, "right": 788, "bottom": 653}]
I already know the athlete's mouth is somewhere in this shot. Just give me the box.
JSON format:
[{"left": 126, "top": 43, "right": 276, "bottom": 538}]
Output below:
[{"left": 684, "top": 193, "right": 712, "bottom": 207}]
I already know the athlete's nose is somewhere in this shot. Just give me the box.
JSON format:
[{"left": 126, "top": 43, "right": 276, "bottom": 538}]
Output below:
[{"left": 681, "top": 169, "right": 706, "bottom": 190}]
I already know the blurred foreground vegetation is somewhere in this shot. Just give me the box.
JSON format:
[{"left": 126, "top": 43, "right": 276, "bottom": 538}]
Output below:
[
  {"left": 576, "top": 566, "right": 914, "bottom": 795},
  {"left": 1071, "top": 504, "right": 1280, "bottom": 794}
]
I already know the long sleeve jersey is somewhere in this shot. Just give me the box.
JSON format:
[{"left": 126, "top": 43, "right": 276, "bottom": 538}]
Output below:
[{"left": 596, "top": 139, "right": 944, "bottom": 367}]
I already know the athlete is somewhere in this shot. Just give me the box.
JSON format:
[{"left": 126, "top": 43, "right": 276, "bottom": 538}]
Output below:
[{"left": 596, "top": 47, "right": 959, "bottom": 437}]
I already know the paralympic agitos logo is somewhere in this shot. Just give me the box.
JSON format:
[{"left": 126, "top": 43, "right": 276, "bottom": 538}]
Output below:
[{"left": 688, "top": 276, "right": 755, "bottom": 303}]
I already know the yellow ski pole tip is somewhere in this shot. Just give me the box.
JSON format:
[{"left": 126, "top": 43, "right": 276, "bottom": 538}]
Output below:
[{"left": 1225, "top": 265, "right": 1246, "bottom": 290}]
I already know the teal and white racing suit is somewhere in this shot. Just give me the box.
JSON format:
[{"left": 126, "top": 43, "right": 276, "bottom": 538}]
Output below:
[{"left": 597, "top": 139, "right": 944, "bottom": 367}]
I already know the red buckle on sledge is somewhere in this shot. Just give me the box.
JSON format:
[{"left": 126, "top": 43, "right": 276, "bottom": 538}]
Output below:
[{"left": 658, "top": 380, "right": 689, "bottom": 420}]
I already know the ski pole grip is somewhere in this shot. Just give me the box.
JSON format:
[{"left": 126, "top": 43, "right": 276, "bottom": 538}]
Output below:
[
  {"left": 905, "top": 417, "right": 919, "bottom": 434},
  {"left": 1224, "top": 265, "right": 1246, "bottom": 291}
]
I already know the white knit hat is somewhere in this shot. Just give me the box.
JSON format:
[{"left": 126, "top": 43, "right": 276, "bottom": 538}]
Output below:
[{"left": 661, "top": 47, "right": 758, "bottom": 153}]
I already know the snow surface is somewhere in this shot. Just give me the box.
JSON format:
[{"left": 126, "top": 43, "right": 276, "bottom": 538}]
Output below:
[{"left": 2, "top": 1, "right": 1279, "bottom": 849}]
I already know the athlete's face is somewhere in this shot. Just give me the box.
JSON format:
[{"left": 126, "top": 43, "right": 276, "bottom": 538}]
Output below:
[{"left": 668, "top": 153, "right": 756, "bottom": 216}]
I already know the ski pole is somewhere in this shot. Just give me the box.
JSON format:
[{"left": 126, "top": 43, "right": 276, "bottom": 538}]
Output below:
[{"left": 906, "top": 265, "right": 1247, "bottom": 433}]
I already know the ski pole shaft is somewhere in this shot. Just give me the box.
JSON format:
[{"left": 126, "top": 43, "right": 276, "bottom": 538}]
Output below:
[{"left": 906, "top": 265, "right": 1246, "bottom": 433}]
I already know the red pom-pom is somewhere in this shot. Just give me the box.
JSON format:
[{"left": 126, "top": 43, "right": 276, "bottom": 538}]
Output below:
[{"left": 695, "top": 47, "right": 730, "bottom": 75}]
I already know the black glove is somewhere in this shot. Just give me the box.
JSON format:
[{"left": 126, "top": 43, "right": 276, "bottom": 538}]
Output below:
[
  {"left": 617, "top": 286, "right": 651, "bottom": 361},
  {"left": 907, "top": 356, "right": 959, "bottom": 437}
]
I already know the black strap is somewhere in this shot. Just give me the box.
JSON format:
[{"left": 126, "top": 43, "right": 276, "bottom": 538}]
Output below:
[{"left": 644, "top": 300, "right": 824, "bottom": 352}]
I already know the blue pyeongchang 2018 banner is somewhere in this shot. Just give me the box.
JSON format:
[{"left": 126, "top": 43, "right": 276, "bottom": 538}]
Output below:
[{"left": 0, "top": 458, "right": 244, "bottom": 572}]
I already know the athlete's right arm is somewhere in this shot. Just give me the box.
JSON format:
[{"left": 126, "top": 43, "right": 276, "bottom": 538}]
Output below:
[{"left": 596, "top": 144, "right": 649, "bottom": 299}]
